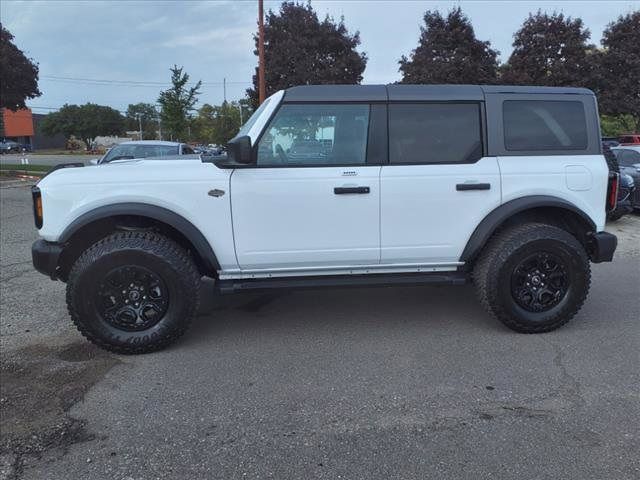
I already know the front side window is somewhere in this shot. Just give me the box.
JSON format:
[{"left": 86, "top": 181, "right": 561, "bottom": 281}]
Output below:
[
  {"left": 503, "top": 100, "right": 588, "bottom": 151},
  {"left": 257, "top": 104, "right": 370, "bottom": 166},
  {"left": 388, "top": 103, "right": 482, "bottom": 164}
]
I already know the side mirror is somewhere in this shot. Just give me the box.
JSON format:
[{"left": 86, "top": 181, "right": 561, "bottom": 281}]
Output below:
[{"left": 226, "top": 136, "right": 252, "bottom": 164}]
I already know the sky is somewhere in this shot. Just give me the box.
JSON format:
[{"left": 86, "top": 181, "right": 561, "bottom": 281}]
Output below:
[{"left": 2, "top": 0, "right": 638, "bottom": 115}]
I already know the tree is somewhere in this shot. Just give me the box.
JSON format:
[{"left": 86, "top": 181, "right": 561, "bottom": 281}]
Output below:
[
  {"left": 126, "top": 103, "right": 158, "bottom": 140},
  {"left": 398, "top": 7, "right": 499, "bottom": 84},
  {"left": 157, "top": 65, "right": 201, "bottom": 141},
  {"left": 589, "top": 12, "right": 640, "bottom": 131},
  {"left": 247, "top": 1, "right": 367, "bottom": 108},
  {"left": 192, "top": 101, "right": 249, "bottom": 145},
  {"left": 0, "top": 24, "right": 42, "bottom": 111},
  {"left": 40, "top": 103, "right": 125, "bottom": 148},
  {"left": 501, "top": 11, "right": 594, "bottom": 86}
]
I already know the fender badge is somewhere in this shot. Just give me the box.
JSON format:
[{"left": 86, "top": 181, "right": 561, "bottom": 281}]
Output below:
[{"left": 208, "top": 189, "right": 225, "bottom": 197}]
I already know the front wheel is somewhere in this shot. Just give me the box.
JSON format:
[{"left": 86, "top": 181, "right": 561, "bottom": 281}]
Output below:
[
  {"left": 473, "top": 223, "right": 591, "bottom": 333},
  {"left": 66, "top": 231, "right": 201, "bottom": 354}
]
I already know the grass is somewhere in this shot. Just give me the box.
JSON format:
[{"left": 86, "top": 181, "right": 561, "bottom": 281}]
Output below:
[
  {"left": 0, "top": 163, "right": 51, "bottom": 177},
  {"left": 29, "top": 149, "right": 96, "bottom": 155}
]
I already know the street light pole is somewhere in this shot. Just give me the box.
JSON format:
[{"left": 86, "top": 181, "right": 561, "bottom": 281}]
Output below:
[
  {"left": 258, "top": 0, "right": 266, "bottom": 105},
  {"left": 137, "top": 113, "right": 143, "bottom": 140}
]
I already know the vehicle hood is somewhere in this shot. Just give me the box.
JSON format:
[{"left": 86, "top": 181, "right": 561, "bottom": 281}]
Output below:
[{"left": 37, "top": 158, "right": 229, "bottom": 189}]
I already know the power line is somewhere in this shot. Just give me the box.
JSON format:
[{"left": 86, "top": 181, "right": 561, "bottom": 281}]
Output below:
[{"left": 41, "top": 75, "right": 249, "bottom": 87}]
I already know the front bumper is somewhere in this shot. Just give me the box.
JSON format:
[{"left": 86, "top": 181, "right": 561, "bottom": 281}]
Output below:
[
  {"left": 32, "top": 239, "right": 63, "bottom": 280},
  {"left": 589, "top": 232, "right": 617, "bottom": 263}
]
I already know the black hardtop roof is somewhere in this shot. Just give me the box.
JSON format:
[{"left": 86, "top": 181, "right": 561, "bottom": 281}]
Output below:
[{"left": 282, "top": 84, "right": 594, "bottom": 102}]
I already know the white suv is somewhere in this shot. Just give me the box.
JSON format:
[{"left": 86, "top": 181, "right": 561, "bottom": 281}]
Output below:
[{"left": 31, "top": 85, "right": 619, "bottom": 353}]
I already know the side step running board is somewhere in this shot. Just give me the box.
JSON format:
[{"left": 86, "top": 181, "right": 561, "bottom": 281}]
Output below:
[{"left": 216, "top": 271, "right": 469, "bottom": 294}]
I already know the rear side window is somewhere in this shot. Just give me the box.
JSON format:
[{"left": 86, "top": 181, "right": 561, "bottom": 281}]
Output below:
[
  {"left": 503, "top": 100, "right": 587, "bottom": 151},
  {"left": 389, "top": 103, "right": 482, "bottom": 164}
]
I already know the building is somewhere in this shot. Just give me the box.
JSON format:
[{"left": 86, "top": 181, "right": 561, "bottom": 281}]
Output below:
[
  {"left": 1, "top": 108, "right": 34, "bottom": 146},
  {"left": 0, "top": 108, "right": 66, "bottom": 150}
]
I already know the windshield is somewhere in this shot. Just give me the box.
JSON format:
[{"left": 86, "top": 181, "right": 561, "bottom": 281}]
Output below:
[
  {"left": 236, "top": 96, "right": 272, "bottom": 138},
  {"left": 614, "top": 149, "right": 640, "bottom": 167},
  {"left": 101, "top": 144, "right": 179, "bottom": 163}
]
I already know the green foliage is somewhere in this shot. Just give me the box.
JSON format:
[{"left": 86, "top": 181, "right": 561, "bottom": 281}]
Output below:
[
  {"left": 589, "top": 12, "right": 640, "bottom": 130},
  {"left": 399, "top": 7, "right": 499, "bottom": 84},
  {"left": 192, "top": 100, "right": 253, "bottom": 145},
  {"left": 600, "top": 114, "right": 640, "bottom": 137},
  {"left": 247, "top": 1, "right": 367, "bottom": 108},
  {"left": 40, "top": 103, "right": 125, "bottom": 148},
  {"left": 500, "top": 11, "right": 594, "bottom": 86},
  {"left": 125, "top": 103, "right": 158, "bottom": 140},
  {"left": 0, "top": 24, "right": 41, "bottom": 111},
  {"left": 157, "top": 65, "right": 202, "bottom": 141}
]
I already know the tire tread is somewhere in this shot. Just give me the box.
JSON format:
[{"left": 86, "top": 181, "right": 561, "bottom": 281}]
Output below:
[{"left": 66, "top": 231, "right": 200, "bottom": 354}]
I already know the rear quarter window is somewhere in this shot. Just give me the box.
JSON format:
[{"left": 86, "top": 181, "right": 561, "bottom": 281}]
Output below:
[{"left": 503, "top": 100, "right": 588, "bottom": 151}]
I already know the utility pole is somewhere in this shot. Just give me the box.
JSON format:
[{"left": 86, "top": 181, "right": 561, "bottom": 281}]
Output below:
[
  {"left": 238, "top": 104, "right": 243, "bottom": 125},
  {"left": 258, "top": 0, "right": 266, "bottom": 105},
  {"left": 223, "top": 77, "right": 227, "bottom": 104},
  {"left": 156, "top": 105, "right": 162, "bottom": 140}
]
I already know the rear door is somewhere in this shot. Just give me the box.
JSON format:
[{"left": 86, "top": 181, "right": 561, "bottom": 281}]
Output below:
[
  {"left": 380, "top": 102, "right": 501, "bottom": 265},
  {"left": 231, "top": 103, "right": 384, "bottom": 271}
]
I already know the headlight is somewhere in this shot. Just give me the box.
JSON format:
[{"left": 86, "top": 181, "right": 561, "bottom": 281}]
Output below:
[{"left": 623, "top": 174, "right": 634, "bottom": 188}]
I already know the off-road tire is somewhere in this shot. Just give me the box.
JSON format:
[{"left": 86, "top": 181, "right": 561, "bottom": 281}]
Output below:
[
  {"left": 67, "top": 231, "right": 201, "bottom": 354},
  {"left": 473, "top": 223, "right": 591, "bottom": 333}
]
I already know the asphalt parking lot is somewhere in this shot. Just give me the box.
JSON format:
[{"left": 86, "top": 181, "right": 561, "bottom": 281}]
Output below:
[{"left": 1, "top": 183, "right": 639, "bottom": 480}]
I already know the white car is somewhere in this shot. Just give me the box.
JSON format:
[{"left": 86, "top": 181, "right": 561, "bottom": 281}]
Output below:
[
  {"left": 95, "top": 140, "right": 196, "bottom": 164},
  {"left": 31, "top": 85, "right": 618, "bottom": 353}
]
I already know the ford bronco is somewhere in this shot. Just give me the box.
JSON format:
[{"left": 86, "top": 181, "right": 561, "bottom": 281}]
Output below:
[{"left": 31, "top": 85, "right": 619, "bottom": 353}]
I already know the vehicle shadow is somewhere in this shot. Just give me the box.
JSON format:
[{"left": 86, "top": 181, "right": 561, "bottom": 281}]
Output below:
[{"left": 180, "top": 279, "right": 503, "bottom": 349}]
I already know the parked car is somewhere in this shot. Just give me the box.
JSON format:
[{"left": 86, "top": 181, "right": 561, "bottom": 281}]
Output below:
[
  {"left": 611, "top": 146, "right": 640, "bottom": 210},
  {"left": 602, "top": 136, "right": 620, "bottom": 148},
  {"left": 0, "top": 140, "right": 22, "bottom": 154},
  {"left": 31, "top": 84, "right": 618, "bottom": 353},
  {"left": 93, "top": 140, "right": 196, "bottom": 164},
  {"left": 618, "top": 134, "right": 640, "bottom": 146}
]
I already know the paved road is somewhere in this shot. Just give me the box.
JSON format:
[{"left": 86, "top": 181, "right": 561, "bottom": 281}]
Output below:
[
  {"left": 1, "top": 185, "right": 639, "bottom": 479},
  {"left": 0, "top": 153, "right": 94, "bottom": 167}
]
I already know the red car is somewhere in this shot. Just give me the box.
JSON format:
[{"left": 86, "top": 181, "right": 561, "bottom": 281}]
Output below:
[{"left": 619, "top": 134, "right": 640, "bottom": 145}]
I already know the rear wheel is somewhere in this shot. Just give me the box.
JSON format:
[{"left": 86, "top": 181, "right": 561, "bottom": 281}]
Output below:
[
  {"left": 66, "top": 231, "right": 200, "bottom": 354},
  {"left": 473, "top": 223, "right": 590, "bottom": 333}
]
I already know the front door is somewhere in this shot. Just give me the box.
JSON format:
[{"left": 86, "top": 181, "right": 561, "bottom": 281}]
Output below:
[{"left": 231, "top": 103, "right": 381, "bottom": 271}]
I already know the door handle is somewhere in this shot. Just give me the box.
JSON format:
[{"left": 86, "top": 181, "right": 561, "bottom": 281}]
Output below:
[
  {"left": 456, "top": 183, "right": 491, "bottom": 191},
  {"left": 334, "top": 186, "right": 370, "bottom": 194}
]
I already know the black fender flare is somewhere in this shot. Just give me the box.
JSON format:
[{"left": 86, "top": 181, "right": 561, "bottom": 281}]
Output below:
[
  {"left": 460, "top": 195, "right": 596, "bottom": 263},
  {"left": 59, "top": 202, "right": 220, "bottom": 272}
]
